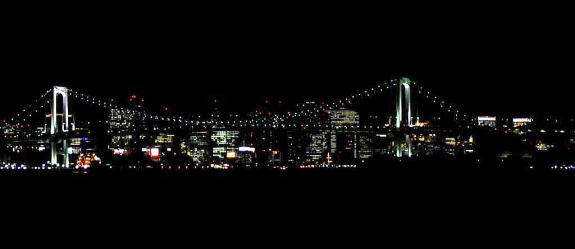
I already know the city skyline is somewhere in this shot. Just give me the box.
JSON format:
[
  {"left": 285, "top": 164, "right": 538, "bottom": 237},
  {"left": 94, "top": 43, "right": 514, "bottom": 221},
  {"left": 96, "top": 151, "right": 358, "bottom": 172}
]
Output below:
[{"left": 2, "top": 78, "right": 572, "bottom": 173}]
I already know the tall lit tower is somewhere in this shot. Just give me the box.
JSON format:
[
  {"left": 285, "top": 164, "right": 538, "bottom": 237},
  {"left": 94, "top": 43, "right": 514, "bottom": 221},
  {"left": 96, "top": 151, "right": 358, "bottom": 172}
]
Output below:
[
  {"left": 395, "top": 77, "right": 413, "bottom": 130},
  {"left": 51, "top": 86, "right": 70, "bottom": 134},
  {"left": 50, "top": 86, "right": 71, "bottom": 167}
]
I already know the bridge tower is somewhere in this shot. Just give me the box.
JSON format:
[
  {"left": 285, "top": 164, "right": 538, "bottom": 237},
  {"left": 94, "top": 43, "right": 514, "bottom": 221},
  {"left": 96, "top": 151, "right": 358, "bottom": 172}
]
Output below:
[
  {"left": 395, "top": 77, "right": 413, "bottom": 130},
  {"left": 50, "top": 86, "right": 72, "bottom": 167},
  {"left": 51, "top": 86, "right": 70, "bottom": 134},
  {"left": 395, "top": 78, "right": 413, "bottom": 158}
]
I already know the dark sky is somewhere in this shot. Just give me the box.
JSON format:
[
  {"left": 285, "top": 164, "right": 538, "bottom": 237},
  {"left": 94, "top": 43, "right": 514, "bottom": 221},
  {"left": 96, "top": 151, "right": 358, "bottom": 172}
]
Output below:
[{"left": 2, "top": 6, "right": 573, "bottom": 117}]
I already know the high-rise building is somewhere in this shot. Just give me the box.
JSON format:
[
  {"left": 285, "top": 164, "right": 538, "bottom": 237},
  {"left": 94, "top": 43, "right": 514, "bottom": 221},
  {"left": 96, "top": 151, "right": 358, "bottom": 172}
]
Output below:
[
  {"left": 357, "top": 132, "right": 374, "bottom": 159},
  {"left": 188, "top": 131, "right": 210, "bottom": 164},
  {"left": 306, "top": 131, "right": 334, "bottom": 163},
  {"left": 108, "top": 108, "right": 147, "bottom": 153},
  {"left": 211, "top": 130, "right": 239, "bottom": 162}
]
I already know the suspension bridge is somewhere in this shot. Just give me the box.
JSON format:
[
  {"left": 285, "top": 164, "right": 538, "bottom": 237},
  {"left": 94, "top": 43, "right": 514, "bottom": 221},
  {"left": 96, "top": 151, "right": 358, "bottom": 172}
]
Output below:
[{"left": 1, "top": 78, "right": 475, "bottom": 169}]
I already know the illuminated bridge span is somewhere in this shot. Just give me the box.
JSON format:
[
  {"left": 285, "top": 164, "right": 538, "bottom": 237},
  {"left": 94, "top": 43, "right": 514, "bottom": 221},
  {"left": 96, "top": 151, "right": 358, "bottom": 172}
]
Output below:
[
  {"left": 4, "top": 78, "right": 471, "bottom": 130},
  {"left": 1, "top": 78, "right": 474, "bottom": 167}
]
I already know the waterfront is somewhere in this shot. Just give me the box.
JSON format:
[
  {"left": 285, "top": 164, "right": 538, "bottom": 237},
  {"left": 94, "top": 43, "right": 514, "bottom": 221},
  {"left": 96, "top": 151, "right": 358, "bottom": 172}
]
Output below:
[
  {"left": 4, "top": 155, "right": 575, "bottom": 183},
  {"left": 3, "top": 80, "right": 575, "bottom": 179}
]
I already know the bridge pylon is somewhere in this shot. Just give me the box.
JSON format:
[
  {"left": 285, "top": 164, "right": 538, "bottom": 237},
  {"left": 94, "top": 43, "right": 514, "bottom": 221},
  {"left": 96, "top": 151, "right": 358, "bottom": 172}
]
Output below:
[
  {"left": 393, "top": 78, "right": 415, "bottom": 158},
  {"left": 51, "top": 86, "right": 70, "bottom": 134},
  {"left": 49, "top": 86, "right": 73, "bottom": 167},
  {"left": 395, "top": 77, "right": 413, "bottom": 131}
]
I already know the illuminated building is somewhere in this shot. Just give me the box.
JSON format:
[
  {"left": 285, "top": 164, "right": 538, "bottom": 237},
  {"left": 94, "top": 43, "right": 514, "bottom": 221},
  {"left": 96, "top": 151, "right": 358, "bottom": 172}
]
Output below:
[
  {"left": 306, "top": 131, "right": 334, "bottom": 163},
  {"left": 477, "top": 116, "right": 497, "bottom": 127},
  {"left": 211, "top": 130, "right": 239, "bottom": 162},
  {"left": 109, "top": 108, "right": 139, "bottom": 151},
  {"left": 241, "top": 129, "right": 285, "bottom": 167},
  {"left": 269, "top": 150, "right": 281, "bottom": 164},
  {"left": 106, "top": 94, "right": 152, "bottom": 158},
  {"left": 2, "top": 126, "right": 16, "bottom": 140},
  {"left": 155, "top": 133, "right": 175, "bottom": 152},
  {"left": 76, "top": 153, "right": 101, "bottom": 168},
  {"left": 513, "top": 118, "right": 533, "bottom": 128},
  {"left": 445, "top": 137, "right": 456, "bottom": 146},
  {"left": 152, "top": 133, "right": 176, "bottom": 159},
  {"left": 335, "top": 132, "right": 357, "bottom": 163},
  {"left": 188, "top": 131, "right": 210, "bottom": 163},
  {"left": 143, "top": 147, "right": 161, "bottom": 161},
  {"left": 357, "top": 132, "right": 373, "bottom": 159},
  {"left": 237, "top": 146, "right": 256, "bottom": 165},
  {"left": 536, "top": 141, "right": 554, "bottom": 151},
  {"left": 326, "top": 110, "right": 359, "bottom": 126}
]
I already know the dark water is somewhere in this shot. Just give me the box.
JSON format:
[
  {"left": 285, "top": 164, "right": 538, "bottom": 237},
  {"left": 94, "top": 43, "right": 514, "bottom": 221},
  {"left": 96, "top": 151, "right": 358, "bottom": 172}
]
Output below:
[
  {"left": 2, "top": 157, "right": 572, "bottom": 199},
  {"left": 2, "top": 157, "right": 571, "bottom": 243}
]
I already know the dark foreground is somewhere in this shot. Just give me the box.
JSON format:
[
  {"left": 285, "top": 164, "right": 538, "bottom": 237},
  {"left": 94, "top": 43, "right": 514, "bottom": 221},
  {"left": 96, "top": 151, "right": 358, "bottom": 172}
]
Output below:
[
  {"left": 2, "top": 156, "right": 573, "bottom": 201},
  {"left": 2, "top": 156, "right": 573, "bottom": 243}
]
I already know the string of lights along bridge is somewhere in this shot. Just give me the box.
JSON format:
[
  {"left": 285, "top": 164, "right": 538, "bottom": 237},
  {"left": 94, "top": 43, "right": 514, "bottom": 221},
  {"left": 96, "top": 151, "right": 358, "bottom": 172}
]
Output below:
[
  {"left": 4, "top": 78, "right": 470, "bottom": 129},
  {"left": 1, "top": 78, "right": 553, "bottom": 171}
]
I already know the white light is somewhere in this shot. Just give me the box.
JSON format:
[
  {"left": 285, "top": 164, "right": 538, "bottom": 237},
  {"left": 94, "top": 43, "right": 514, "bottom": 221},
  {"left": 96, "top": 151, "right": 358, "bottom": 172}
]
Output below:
[
  {"left": 478, "top": 116, "right": 496, "bottom": 121},
  {"left": 513, "top": 118, "right": 533, "bottom": 123}
]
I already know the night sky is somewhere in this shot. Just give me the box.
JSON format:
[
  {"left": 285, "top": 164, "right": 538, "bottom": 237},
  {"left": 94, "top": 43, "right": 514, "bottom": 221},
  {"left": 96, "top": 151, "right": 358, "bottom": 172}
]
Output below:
[{"left": 2, "top": 6, "right": 573, "bottom": 117}]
